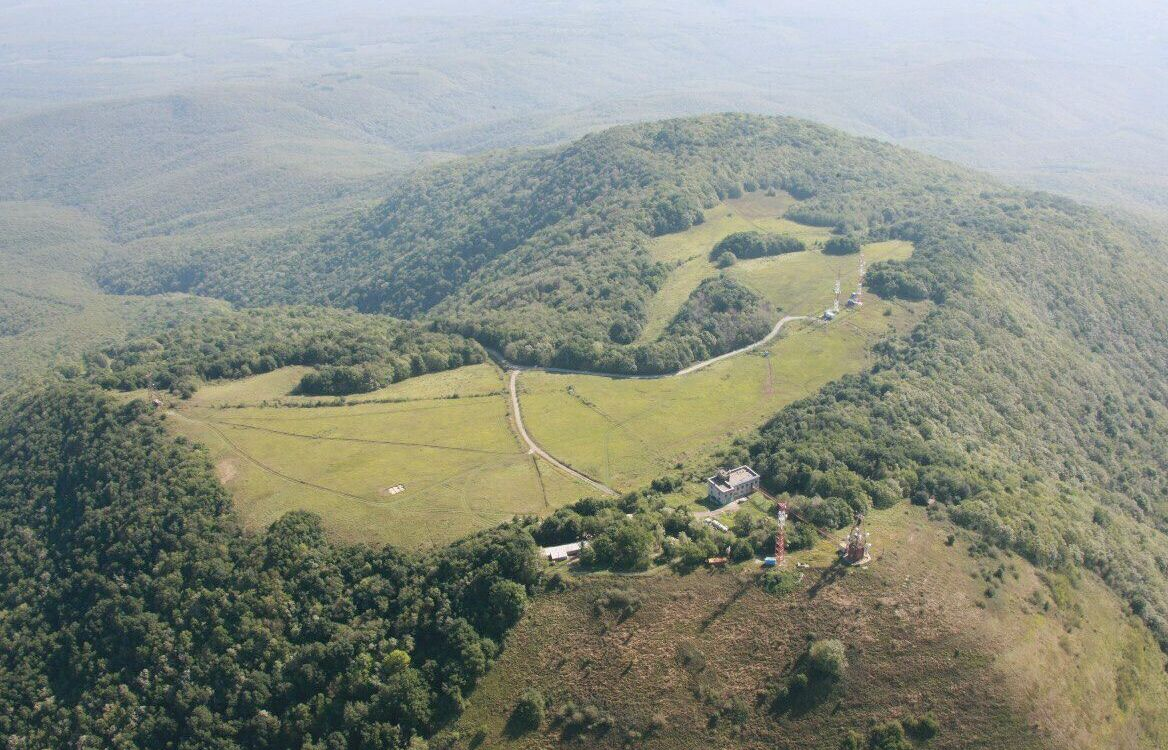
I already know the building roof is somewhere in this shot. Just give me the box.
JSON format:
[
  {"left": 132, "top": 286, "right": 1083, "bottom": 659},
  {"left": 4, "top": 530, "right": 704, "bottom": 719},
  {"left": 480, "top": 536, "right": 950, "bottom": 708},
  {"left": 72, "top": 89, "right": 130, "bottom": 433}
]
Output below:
[
  {"left": 707, "top": 465, "right": 760, "bottom": 492},
  {"left": 541, "top": 540, "right": 587, "bottom": 560}
]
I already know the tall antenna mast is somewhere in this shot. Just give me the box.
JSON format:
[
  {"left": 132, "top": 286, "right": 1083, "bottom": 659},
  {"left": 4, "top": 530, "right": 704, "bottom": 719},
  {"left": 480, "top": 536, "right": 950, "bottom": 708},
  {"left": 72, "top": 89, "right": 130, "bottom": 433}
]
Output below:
[
  {"left": 775, "top": 500, "right": 788, "bottom": 565},
  {"left": 833, "top": 272, "right": 841, "bottom": 313}
]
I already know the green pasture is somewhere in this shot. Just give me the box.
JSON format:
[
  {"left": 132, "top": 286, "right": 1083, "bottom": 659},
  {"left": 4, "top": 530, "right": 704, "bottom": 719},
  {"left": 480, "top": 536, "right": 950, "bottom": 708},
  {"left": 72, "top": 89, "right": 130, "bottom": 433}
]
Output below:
[
  {"left": 520, "top": 294, "right": 925, "bottom": 496},
  {"left": 731, "top": 239, "right": 914, "bottom": 315},
  {"left": 169, "top": 365, "right": 591, "bottom": 547},
  {"left": 637, "top": 191, "right": 833, "bottom": 342}
]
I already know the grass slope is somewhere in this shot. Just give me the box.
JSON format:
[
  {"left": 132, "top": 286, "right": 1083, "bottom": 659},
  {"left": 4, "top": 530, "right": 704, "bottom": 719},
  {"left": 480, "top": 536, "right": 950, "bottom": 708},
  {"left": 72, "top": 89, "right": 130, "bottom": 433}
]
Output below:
[
  {"left": 519, "top": 237, "right": 919, "bottom": 493},
  {"left": 637, "top": 191, "right": 830, "bottom": 342},
  {"left": 460, "top": 507, "right": 1168, "bottom": 749},
  {"left": 166, "top": 364, "right": 591, "bottom": 547}
]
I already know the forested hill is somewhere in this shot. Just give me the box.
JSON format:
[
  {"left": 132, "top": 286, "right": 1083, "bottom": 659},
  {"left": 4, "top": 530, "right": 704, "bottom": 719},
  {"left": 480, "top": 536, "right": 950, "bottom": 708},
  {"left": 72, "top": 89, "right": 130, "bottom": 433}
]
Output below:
[
  {"left": 99, "top": 114, "right": 978, "bottom": 373},
  {"left": 0, "top": 386, "right": 541, "bottom": 747},
  {"left": 94, "top": 114, "right": 1168, "bottom": 648}
]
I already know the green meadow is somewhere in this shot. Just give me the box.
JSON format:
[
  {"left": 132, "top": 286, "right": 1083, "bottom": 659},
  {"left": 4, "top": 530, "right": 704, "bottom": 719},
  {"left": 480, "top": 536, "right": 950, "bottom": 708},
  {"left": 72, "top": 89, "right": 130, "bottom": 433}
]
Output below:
[
  {"left": 637, "top": 191, "right": 834, "bottom": 342},
  {"left": 168, "top": 364, "right": 593, "bottom": 548},
  {"left": 520, "top": 296, "right": 923, "bottom": 497}
]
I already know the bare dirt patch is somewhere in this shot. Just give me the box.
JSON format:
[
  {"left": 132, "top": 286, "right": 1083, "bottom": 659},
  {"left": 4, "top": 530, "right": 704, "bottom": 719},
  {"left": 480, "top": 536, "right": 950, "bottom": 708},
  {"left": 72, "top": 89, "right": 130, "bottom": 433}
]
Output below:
[{"left": 214, "top": 457, "right": 238, "bottom": 484}]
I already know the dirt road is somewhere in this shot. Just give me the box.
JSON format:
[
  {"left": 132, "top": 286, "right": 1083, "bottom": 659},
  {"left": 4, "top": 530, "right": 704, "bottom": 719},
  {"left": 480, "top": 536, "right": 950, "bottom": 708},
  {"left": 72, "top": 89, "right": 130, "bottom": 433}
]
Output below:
[
  {"left": 508, "top": 370, "right": 617, "bottom": 496},
  {"left": 503, "top": 315, "right": 811, "bottom": 496}
]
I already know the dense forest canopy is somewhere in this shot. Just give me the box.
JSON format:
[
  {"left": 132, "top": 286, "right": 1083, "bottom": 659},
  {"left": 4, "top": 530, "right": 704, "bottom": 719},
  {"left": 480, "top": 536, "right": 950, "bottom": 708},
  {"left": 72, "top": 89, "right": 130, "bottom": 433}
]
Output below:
[
  {"left": 709, "top": 230, "right": 805, "bottom": 261},
  {"left": 0, "top": 386, "right": 540, "bottom": 748},
  {"left": 77, "top": 305, "right": 484, "bottom": 397}
]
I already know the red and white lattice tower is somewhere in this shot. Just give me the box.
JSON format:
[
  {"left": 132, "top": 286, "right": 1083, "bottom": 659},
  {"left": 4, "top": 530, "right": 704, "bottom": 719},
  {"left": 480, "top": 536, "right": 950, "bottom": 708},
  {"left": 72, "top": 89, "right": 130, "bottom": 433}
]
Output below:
[{"left": 775, "top": 500, "right": 789, "bottom": 565}]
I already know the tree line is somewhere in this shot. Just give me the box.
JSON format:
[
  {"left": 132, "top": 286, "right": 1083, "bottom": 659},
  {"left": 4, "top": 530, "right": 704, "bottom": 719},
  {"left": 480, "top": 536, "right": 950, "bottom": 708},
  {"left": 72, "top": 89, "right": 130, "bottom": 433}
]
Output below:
[
  {"left": 77, "top": 305, "right": 483, "bottom": 397},
  {"left": 0, "top": 386, "right": 539, "bottom": 749}
]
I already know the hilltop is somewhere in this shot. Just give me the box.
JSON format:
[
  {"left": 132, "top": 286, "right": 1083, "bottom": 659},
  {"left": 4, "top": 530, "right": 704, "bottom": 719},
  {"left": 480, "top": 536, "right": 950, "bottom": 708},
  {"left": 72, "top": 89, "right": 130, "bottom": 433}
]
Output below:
[
  {"left": 100, "top": 115, "right": 975, "bottom": 374},
  {"left": 97, "top": 114, "right": 1168, "bottom": 647},
  {"left": 2, "top": 114, "right": 1167, "bottom": 747}
]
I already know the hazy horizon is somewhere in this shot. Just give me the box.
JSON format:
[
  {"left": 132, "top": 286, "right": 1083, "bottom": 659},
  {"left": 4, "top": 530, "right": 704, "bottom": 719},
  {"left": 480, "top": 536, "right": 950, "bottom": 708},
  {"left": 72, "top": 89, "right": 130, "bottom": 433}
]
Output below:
[{"left": 1, "top": 0, "right": 1166, "bottom": 214}]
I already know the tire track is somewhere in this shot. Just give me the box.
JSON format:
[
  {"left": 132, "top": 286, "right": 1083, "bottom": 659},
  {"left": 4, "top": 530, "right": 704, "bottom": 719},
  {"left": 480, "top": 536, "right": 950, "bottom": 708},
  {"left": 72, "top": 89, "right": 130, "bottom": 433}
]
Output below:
[{"left": 211, "top": 417, "right": 514, "bottom": 455}]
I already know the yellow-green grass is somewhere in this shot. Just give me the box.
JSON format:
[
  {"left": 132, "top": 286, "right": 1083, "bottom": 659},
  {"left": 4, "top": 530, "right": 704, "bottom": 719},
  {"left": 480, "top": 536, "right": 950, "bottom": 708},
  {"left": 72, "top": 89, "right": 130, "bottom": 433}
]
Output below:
[
  {"left": 459, "top": 505, "right": 1168, "bottom": 749},
  {"left": 638, "top": 192, "right": 833, "bottom": 342},
  {"left": 187, "top": 362, "right": 506, "bottom": 407},
  {"left": 167, "top": 365, "right": 593, "bottom": 547},
  {"left": 730, "top": 238, "right": 914, "bottom": 316},
  {"left": 520, "top": 296, "right": 924, "bottom": 497}
]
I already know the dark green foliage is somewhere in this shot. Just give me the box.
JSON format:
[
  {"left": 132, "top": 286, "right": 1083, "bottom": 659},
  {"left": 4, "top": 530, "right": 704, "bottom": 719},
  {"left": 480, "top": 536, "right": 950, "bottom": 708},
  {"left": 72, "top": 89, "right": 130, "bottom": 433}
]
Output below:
[
  {"left": 508, "top": 690, "right": 545, "bottom": 734},
  {"left": 530, "top": 496, "right": 624, "bottom": 546},
  {"left": 867, "top": 721, "right": 912, "bottom": 750},
  {"left": 650, "top": 474, "right": 684, "bottom": 493},
  {"left": 715, "top": 250, "right": 737, "bottom": 268},
  {"left": 82, "top": 305, "right": 482, "bottom": 396},
  {"left": 660, "top": 276, "right": 773, "bottom": 366},
  {"left": 792, "top": 496, "right": 856, "bottom": 530},
  {"left": 296, "top": 363, "right": 388, "bottom": 396},
  {"left": 555, "top": 702, "right": 614, "bottom": 738},
  {"left": 710, "top": 230, "right": 805, "bottom": 260},
  {"left": 866, "top": 260, "right": 930, "bottom": 301},
  {"left": 717, "top": 694, "right": 750, "bottom": 726},
  {"left": 593, "top": 589, "right": 642, "bottom": 620},
  {"left": 761, "top": 568, "right": 802, "bottom": 596},
  {"left": 731, "top": 511, "right": 779, "bottom": 557},
  {"left": 823, "top": 236, "right": 862, "bottom": 255},
  {"left": 768, "top": 639, "right": 848, "bottom": 714},
  {"left": 0, "top": 386, "right": 539, "bottom": 748},
  {"left": 804, "top": 639, "right": 848, "bottom": 681},
  {"left": 581, "top": 519, "right": 655, "bottom": 571},
  {"left": 905, "top": 713, "right": 940, "bottom": 740},
  {"left": 730, "top": 538, "right": 755, "bottom": 562}
]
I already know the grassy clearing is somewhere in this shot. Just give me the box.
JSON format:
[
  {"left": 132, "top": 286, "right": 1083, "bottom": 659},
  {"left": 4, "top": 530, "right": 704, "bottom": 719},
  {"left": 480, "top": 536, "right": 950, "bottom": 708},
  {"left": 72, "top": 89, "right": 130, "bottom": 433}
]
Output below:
[
  {"left": 459, "top": 506, "right": 1168, "bottom": 749},
  {"left": 521, "top": 296, "right": 924, "bottom": 496},
  {"left": 168, "top": 365, "right": 592, "bottom": 547},
  {"left": 638, "top": 192, "right": 832, "bottom": 342},
  {"left": 731, "top": 238, "right": 914, "bottom": 316},
  {"left": 188, "top": 362, "right": 506, "bottom": 407}
]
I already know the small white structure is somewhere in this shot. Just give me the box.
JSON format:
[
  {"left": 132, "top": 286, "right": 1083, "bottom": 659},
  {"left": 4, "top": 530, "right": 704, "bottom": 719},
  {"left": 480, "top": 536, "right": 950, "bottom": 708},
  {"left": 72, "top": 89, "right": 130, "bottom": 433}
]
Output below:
[
  {"left": 541, "top": 540, "right": 587, "bottom": 562},
  {"left": 706, "top": 466, "right": 761, "bottom": 506},
  {"left": 705, "top": 518, "right": 730, "bottom": 533},
  {"left": 823, "top": 308, "right": 837, "bottom": 321}
]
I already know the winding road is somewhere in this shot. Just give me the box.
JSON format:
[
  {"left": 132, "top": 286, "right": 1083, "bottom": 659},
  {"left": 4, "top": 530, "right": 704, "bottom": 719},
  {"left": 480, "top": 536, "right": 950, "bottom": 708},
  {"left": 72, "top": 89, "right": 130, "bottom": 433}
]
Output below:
[{"left": 503, "top": 314, "right": 810, "bottom": 495}]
